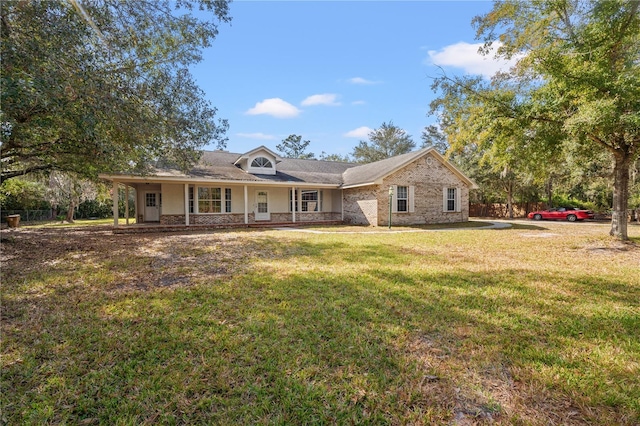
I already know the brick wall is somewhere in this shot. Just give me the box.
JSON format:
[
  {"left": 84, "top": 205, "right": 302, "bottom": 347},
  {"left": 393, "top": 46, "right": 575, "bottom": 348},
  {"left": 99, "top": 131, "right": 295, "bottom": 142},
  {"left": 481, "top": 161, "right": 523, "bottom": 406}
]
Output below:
[
  {"left": 160, "top": 215, "right": 186, "bottom": 225},
  {"left": 160, "top": 212, "right": 341, "bottom": 226},
  {"left": 381, "top": 154, "right": 469, "bottom": 226},
  {"left": 343, "top": 153, "right": 471, "bottom": 226},
  {"left": 343, "top": 186, "right": 378, "bottom": 225}
]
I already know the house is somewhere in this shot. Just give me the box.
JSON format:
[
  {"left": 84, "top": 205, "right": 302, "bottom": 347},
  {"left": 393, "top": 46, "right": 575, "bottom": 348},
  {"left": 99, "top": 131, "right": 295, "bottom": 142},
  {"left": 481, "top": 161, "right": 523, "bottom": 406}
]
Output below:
[{"left": 98, "top": 146, "right": 477, "bottom": 228}]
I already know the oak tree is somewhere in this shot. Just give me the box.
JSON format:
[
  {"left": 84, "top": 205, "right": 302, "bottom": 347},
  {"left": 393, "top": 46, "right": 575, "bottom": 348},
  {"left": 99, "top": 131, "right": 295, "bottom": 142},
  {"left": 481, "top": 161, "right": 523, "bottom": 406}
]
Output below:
[
  {"left": 1, "top": 0, "right": 231, "bottom": 183},
  {"left": 431, "top": 0, "right": 639, "bottom": 239}
]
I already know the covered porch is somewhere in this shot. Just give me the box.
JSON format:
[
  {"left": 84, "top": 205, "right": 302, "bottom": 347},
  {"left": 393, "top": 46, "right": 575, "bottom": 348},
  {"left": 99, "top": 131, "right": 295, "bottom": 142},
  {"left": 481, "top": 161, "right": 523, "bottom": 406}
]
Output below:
[{"left": 108, "top": 177, "right": 344, "bottom": 230}]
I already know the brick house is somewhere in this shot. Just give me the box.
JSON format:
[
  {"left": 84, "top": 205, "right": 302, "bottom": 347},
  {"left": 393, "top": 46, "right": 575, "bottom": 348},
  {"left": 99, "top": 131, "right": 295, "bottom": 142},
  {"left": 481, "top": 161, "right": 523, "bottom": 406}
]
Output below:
[{"left": 99, "top": 146, "right": 477, "bottom": 228}]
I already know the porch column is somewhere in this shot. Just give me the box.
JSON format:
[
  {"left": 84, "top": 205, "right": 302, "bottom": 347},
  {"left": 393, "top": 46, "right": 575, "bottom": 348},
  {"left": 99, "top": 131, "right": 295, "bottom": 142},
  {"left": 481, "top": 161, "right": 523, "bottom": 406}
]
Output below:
[
  {"left": 297, "top": 188, "right": 302, "bottom": 218},
  {"left": 292, "top": 187, "right": 296, "bottom": 223},
  {"left": 133, "top": 186, "right": 138, "bottom": 224},
  {"left": 184, "top": 183, "right": 190, "bottom": 226},
  {"left": 244, "top": 185, "right": 248, "bottom": 224},
  {"left": 125, "top": 185, "right": 129, "bottom": 225},
  {"left": 112, "top": 180, "right": 119, "bottom": 226}
]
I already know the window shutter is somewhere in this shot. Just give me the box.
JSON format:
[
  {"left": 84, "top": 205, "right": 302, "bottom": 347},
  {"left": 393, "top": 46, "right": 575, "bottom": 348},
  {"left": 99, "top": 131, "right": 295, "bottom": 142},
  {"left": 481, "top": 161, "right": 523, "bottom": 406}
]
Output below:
[
  {"left": 455, "top": 188, "right": 461, "bottom": 212},
  {"left": 391, "top": 185, "right": 398, "bottom": 213},
  {"left": 442, "top": 187, "right": 447, "bottom": 212},
  {"left": 409, "top": 186, "right": 415, "bottom": 213}
]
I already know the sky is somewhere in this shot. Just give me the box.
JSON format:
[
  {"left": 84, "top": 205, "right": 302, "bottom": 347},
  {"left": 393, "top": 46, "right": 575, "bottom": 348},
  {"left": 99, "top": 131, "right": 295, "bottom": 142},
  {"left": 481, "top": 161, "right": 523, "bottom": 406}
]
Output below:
[{"left": 190, "top": 1, "right": 514, "bottom": 158}]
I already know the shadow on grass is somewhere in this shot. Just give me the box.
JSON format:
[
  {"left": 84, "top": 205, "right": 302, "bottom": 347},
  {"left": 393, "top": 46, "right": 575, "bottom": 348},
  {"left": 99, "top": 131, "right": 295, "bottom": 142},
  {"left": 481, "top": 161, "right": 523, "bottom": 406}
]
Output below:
[{"left": 2, "top": 232, "right": 639, "bottom": 424}]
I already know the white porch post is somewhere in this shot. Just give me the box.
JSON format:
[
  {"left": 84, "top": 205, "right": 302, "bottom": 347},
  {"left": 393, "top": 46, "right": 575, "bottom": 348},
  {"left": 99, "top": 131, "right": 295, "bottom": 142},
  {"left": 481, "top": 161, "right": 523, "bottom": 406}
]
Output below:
[
  {"left": 125, "top": 185, "right": 129, "bottom": 225},
  {"left": 184, "top": 183, "right": 190, "bottom": 226},
  {"left": 292, "top": 187, "right": 296, "bottom": 223},
  {"left": 297, "top": 187, "right": 302, "bottom": 218},
  {"left": 244, "top": 185, "right": 249, "bottom": 224},
  {"left": 112, "top": 181, "right": 119, "bottom": 226},
  {"left": 133, "top": 186, "right": 138, "bottom": 224}
]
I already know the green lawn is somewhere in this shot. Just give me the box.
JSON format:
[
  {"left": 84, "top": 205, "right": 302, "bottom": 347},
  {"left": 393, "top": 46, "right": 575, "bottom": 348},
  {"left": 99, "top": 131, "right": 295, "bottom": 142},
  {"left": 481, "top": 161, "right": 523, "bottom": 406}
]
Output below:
[{"left": 2, "top": 222, "right": 639, "bottom": 424}]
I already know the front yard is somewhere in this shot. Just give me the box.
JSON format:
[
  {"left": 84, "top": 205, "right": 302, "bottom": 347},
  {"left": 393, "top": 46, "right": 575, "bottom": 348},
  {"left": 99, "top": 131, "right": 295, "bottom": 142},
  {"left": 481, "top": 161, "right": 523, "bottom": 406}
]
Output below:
[{"left": 1, "top": 222, "right": 639, "bottom": 424}]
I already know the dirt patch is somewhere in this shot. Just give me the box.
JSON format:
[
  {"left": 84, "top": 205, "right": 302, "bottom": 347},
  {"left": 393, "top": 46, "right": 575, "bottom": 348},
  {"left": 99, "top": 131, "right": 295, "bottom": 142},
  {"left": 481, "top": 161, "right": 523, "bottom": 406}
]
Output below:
[{"left": 0, "top": 227, "right": 274, "bottom": 293}]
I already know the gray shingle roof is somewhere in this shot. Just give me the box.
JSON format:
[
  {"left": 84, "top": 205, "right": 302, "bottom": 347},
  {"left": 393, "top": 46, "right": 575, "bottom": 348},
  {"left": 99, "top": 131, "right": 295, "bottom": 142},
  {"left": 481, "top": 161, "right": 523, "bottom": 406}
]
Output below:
[
  {"left": 341, "top": 148, "right": 431, "bottom": 187},
  {"left": 144, "top": 147, "right": 475, "bottom": 188}
]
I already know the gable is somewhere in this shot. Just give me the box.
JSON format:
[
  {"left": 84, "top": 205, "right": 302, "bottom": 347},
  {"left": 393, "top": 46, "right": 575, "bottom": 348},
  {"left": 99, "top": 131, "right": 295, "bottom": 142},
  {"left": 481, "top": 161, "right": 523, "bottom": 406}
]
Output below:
[
  {"left": 234, "top": 146, "right": 280, "bottom": 175},
  {"left": 342, "top": 148, "right": 477, "bottom": 189}
]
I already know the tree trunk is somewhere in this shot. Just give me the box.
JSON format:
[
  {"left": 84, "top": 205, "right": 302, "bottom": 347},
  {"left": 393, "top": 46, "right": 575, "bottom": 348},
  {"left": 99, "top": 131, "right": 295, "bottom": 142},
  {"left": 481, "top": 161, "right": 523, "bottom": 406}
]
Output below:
[
  {"left": 65, "top": 200, "right": 76, "bottom": 223},
  {"left": 546, "top": 177, "right": 553, "bottom": 208},
  {"left": 507, "top": 181, "right": 514, "bottom": 219},
  {"left": 609, "top": 152, "right": 630, "bottom": 240}
]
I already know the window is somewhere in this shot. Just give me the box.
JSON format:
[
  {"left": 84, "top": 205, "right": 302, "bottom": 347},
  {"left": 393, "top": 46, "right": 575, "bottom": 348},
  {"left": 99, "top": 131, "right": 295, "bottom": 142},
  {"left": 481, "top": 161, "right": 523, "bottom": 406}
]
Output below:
[
  {"left": 391, "top": 185, "right": 414, "bottom": 213},
  {"left": 396, "top": 186, "right": 408, "bottom": 212},
  {"left": 225, "top": 188, "right": 232, "bottom": 213},
  {"left": 289, "top": 189, "right": 323, "bottom": 212},
  {"left": 198, "top": 187, "right": 221, "bottom": 213},
  {"left": 196, "top": 187, "right": 232, "bottom": 213},
  {"left": 251, "top": 157, "right": 273, "bottom": 168},
  {"left": 444, "top": 187, "right": 458, "bottom": 212}
]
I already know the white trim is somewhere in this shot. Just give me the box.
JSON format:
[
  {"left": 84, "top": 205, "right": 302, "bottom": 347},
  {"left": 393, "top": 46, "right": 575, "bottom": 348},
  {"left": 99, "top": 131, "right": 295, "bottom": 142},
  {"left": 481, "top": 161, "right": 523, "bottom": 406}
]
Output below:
[
  {"left": 391, "top": 185, "right": 398, "bottom": 213},
  {"left": 244, "top": 185, "right": 248, "bottom": 224},
  {"left": 442, "top": 187, "right": 448, "bottom": 212},
  {"left": 112, "top": 181, "right": 118, "bottom": 226},
  {"left": 184, "top": 184, "right": 190, "bottom": 226},
  {"left": 291, "top": 187, "right": 296, "bottom": 222},
  {"left": 409, "top": 186, "right": 415, "bottom": 213},
  {"left": 98, "top": 174, "right": 338, "bottom": 188},
  {"left": 125, "top": 185, "right": 129, "bottom": 225}
]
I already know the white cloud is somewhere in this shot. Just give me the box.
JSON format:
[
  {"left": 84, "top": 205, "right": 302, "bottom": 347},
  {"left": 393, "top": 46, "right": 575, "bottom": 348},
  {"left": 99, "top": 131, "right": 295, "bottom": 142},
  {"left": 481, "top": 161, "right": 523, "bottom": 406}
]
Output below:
[
  {"left": 427, "top": 41, "right": 521, "bottom": 78},
  {"left": 344, "top": 126, "right": 373, "bottom": 138},
  {"left": 351, "top": 100, "right": 366, "bottom": 106},
  {"left": 348, "top": 77, "right": 379, "bottom": 85},
  {"left": 245, "top": 98, "right": 301, "bottom": 118},
  {"left": 301, "top": 93, "right": 341, "bottom": 106},
  {"left": 236, "top": 132, "right": 276, "bottom": 140}
]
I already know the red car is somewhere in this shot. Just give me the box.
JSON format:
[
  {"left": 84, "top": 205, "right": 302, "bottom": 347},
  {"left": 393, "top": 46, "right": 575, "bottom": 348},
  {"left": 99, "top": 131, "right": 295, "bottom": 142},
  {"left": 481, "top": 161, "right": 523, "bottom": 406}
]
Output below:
[{"left": 528, "top": 207, "right": 594, "bottom": 222}]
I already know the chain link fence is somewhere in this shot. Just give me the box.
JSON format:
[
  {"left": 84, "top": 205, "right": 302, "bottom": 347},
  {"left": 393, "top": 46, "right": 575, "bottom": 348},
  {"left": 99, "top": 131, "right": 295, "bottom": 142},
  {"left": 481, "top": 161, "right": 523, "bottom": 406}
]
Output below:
[{"left": 1, "top": 210, "right": 54, "bottom": 222}]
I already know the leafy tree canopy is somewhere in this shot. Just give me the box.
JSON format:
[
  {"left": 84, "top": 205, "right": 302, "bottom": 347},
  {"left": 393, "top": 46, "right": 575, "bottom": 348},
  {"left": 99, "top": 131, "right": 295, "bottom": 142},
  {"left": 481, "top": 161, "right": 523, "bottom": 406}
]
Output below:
[
  {"left": 276, "top": 134, "right": 315, "bottom": 159},
  {"left": 319, "top": 151, "right": 351, "bottom": 162},
  {"left": 351, "top": 121, "right": 415, "bottom": 163},
  {"left": 0, "top": 0, "right": 231, "bottom": 183},
  {"left": 430, "top": 0, "right": 640, "bottom": 239},
  {"left": 420, "top": 125, "right": 449, "bottom": 155}
]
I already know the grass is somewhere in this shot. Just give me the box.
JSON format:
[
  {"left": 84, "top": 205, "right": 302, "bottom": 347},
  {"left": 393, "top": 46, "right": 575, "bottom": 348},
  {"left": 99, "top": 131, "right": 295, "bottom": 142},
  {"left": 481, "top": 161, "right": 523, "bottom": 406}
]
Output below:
[{"left": 1, "top": 222, "right": 639, "bottom": 424}]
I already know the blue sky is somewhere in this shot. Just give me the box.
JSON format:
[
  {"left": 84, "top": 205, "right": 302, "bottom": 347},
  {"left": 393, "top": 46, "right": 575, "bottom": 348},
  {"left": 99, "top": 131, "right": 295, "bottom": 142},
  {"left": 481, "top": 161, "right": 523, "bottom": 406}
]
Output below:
[{"left": 191, "top": 1, "right": 512, "bottom": 157}]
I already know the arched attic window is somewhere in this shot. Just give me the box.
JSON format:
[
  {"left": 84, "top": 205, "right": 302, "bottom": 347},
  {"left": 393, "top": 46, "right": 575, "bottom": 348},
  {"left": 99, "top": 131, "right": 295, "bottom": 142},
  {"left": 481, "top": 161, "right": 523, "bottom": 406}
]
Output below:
[{"left": 251, "top": 157, "right": 273, "bottom": 169}]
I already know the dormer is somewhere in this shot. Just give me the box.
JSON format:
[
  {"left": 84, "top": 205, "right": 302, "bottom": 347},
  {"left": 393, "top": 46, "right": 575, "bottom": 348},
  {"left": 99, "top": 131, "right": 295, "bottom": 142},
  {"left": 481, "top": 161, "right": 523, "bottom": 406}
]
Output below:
[{"left": 234, "top": 146, "right": 281, "bottom": 176}]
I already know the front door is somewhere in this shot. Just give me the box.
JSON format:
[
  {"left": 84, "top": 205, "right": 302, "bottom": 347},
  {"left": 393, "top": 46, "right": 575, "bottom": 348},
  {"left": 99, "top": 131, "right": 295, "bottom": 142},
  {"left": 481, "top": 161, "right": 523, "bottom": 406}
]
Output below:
[
  {"left": 144, "top": 192, "right": 160, "bottom": 222},
  {"left": 255, "top": 190, "right": 270, "bottom": 221}
]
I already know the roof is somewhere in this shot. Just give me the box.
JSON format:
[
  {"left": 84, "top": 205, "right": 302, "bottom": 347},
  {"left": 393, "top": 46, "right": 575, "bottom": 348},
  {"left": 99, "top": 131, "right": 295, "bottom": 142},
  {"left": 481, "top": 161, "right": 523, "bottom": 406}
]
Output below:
[{"left": 100, "top": 147, "right": 477, "bottom": 189}]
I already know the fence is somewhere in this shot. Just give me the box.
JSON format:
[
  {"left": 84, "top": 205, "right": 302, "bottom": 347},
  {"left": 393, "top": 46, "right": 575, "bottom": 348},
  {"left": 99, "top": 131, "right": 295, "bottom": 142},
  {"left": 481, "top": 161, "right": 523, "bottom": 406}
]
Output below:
[
  {"left": 1, "top": 210, "right": 54, "bottom": 222},
  {"left": 470, "top": 203, "right": 546, "bottom": 218}
]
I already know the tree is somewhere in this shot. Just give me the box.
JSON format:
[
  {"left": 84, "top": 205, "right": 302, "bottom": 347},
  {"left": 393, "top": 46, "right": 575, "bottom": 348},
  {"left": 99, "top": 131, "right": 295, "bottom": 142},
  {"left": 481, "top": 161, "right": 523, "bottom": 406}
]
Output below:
[
  {"left": 420, "top": 125, "right": 449, "bottom": 155},
  {"left": 0, "top": 177, "right": 48, "bottom": 211},
  {"left": 351, "top": 121, "right": 415, "bottom": 163},
  {"left": 276, "top": 134, "right": 315, "bottom": 159},
  {"left": 319, "top": 151, "right": 351, "bottom": 162},
  {"left": 431, "top": 0, "right": 640, "bottom": 240},
  {"left": 0, "top": 0, "right": 231, "bottom": 184},
  {"left": 47, "top": 172, "right": 97, "bottom": 222}
]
